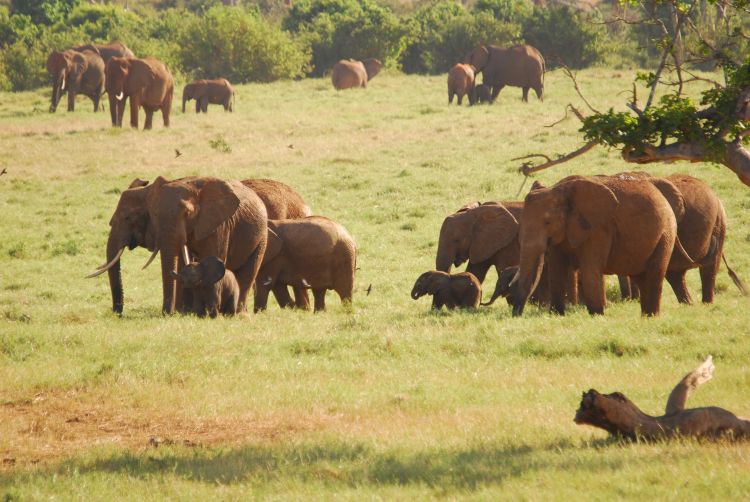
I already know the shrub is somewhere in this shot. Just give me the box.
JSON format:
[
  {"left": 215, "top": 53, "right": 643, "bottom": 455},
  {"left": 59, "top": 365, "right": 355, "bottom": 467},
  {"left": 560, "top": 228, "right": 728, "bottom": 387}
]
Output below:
[
  {"left": 10, "top": 0, "right": 81, "bottom": 25},
  {"left": 522, "top": 5, "right": 603, "bottom": 69},
  {"left": 472, "top": 0, "right": 531, "bottom": 24},
  {"left": 179, "top": 6, "right": 310, "bottom": 82}
]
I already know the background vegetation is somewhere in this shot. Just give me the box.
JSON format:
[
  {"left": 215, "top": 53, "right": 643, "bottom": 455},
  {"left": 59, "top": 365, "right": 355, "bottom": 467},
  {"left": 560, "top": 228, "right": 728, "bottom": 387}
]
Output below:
[{"left": 0, "top": 67, "right": 749, "bottom": 498}]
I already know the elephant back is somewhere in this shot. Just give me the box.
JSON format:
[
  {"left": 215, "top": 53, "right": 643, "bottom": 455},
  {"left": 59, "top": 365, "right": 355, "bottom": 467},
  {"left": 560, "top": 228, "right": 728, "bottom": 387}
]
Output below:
[
  {"left": 491, "top": 44, "right": 544, "bottom": 88},
  {"left": 331, "top": 59, "right": 366, "bottom": 90},
  {"left": 243, "top": 179, "right": 311, "bottom": 219}
]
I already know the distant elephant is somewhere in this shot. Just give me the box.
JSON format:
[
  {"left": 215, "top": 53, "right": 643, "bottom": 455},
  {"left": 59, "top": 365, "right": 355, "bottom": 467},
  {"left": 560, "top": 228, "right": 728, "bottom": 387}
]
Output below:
[
  {"left": 105, "top": 56, "right": 174, "bottom": 129},
  {"left": 182, "top": 79, "right": 235, "bottom": 113},
  {"left": 411, "top": 270, "right": 481, "bottom": 310},
  {"left": 331, "top": 58, "right": 383, "bottom": 90},
  {"left": 511, "top": 175, "right": 677, "bottom": 316},
  {"left": 474, "top": 83, "right": 492, "bottom": 104},
  {"left": 254, "top": 216, "right": 357, "bottom": 312},
  {"left": 447, "top": 63, "right": 476, "bottom": 105},
  {"left": 89, "top": 176, "right": 307, "bottom": 314},
  {"left": 464, "top": 44, "right": 545, "bottom": 102},
  {"left": 47, "top": 49, "right": 104, "bottom": 113},
  {"left": 73, "top": 42, "right": 134, "bottom": 64},
  {"left": 172, "top": 256, "right": 239, "bottom": 317}
]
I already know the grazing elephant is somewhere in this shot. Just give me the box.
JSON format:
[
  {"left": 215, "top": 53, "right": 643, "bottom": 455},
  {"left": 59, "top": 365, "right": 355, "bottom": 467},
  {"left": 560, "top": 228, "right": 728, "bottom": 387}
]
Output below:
[
  {"left": 172, "top": 256, "right": 239, "bottom": 317},
  {"left": 331, "top": 58, "right": 383, "bottom": 90},
  {"left": 511, "top": 175, "right": 677, "bottom": 316},
  {"left": 105, "top": 56, "right": 174, "bottom": 129},
  {"left": 475, "top": 83, "right": 492, "bottom": 104},
  {"left": 145, "top": 177, "right": 268, "bottom": 314},
  {"left": 254, "top": 216, "right": 356, "bottom": 312},
  {"left": 411, "top": 270, "right": 481, "bottom": 310},
  {"left": 73, "top": 42, "right": 134, "bottom": 64},
  {"left": 182, "top": 79, "right": 235, "bottom": 113},
  {"left": 447, "top": 63, "right": 476, "bottom": 105},
  {"left": 89, "top": 177, "right": 307, "bottom": 314},
  {"left": 464, "top": 44, "right": 545, "bottom": 102},
  {"left": 47, "top": 50, "right": 104, "bottom": 113}
]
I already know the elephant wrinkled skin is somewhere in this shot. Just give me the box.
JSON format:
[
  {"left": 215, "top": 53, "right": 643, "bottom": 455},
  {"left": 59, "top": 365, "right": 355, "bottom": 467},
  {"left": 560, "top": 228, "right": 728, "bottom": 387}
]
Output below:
[
  {"left": 331, "top": 59, "right": 383, "bottom": 90},
  {"left": 47, "top": 50, "right": 105, "bottom": 113},
  {"left": 182, "top": 79, "right": 235, "bottom": 113},
  {"left": 106, "top": 56, "right": 174, "bottom": 129},
  {"left": 464, "top": 44, "right": 545, "bottom": 102}
]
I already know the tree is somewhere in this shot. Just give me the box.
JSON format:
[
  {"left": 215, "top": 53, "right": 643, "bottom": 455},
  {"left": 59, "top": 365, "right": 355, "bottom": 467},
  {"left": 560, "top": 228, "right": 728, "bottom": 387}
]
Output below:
[{"left": 10, "top": 0, "right": 81, "bottom": 25}]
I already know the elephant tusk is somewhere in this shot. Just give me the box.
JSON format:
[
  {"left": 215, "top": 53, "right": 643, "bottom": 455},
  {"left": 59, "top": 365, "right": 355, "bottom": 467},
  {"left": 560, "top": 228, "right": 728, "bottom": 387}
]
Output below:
[
  {"left": 301, "top": 278, "right": 311, "bottom": 288},
  {"left": 182, "top": 245, "right": 191, "bottom": 265},
  {"left": 263, "top": 277, "right": 273, "bottom": 286},
  {"left": 142, "top": 248, "right": 159, "bottom": 270},
  {"left": 61, "top": 76, "right": 66, "bottom": 91},
  {"left": 116, "top": 92, "right": 124, "bottom": 101},
  {"left": 86, "top": 247, "right": 124, "bottom": 278}
]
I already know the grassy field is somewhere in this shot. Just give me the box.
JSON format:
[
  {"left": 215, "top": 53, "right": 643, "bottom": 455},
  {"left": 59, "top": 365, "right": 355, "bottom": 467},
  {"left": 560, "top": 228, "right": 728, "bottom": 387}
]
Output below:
[{"left": 1, "top": 68, "right": 750, "bottom": 499}]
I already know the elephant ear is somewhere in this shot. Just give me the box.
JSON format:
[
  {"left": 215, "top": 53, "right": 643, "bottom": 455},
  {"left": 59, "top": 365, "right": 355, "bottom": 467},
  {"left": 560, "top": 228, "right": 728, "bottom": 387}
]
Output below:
[
  {"left": 649, "top": 178, "right": 686, "bottom": 223},
  {"left": 194, "top": 180, "right": 242, "bottom": 241},
  {"left": 530, "top": 180, "right": 546, "bottom": 190},
  {"left": 469, "top": 205, "right": 519, "bottom": 264},
  {"left": 465, "top": 46, "right": 489, "bottom": 72},
  {"left": 128, "top": 178, "right": 149, "bottom": 189},
  {"left": 145, "top": 176, "right": 170, "bottom": 219},
  {"left": 426, "top": 272, "right": 447, "bottom": 295},
  {"left": 363, "top": 59, "right": 383, "bottom": 80},
  {"left": 263, "top": 227, "right": 283, "bottom": 265},
  {"left": 564, "top": 178, "right": 619, "bottom": 249},
  {"left": 199, "top": 256, "right": 226, "bottom": 286}
]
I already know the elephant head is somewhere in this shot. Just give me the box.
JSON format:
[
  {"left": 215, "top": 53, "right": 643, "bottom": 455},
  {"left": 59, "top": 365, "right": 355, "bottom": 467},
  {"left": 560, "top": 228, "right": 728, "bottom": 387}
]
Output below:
[
  {"left": 363, "top": 59, "right": 383, "bottom": 81},
  {"left": 411, "top": 271, "right": 449, "bottom": 300},
  {"left": 464, "top": 46, "right": 489, "bottom": 73},
  {"left": 436, "top": 203, "right": 519, "bottom": 281},
  {"left": 182, "top": 81, "right": 203, "bottom": 113},
  {"left": 147, "top": 177, "right": 249, "bottom": 314},
  {"left": 171, "top": 256, "right": 226, "bottom": 289},
  {"left": 512, "top": 178, "right": 619, "bottom": 316},
  {"left": 481, "top": 266, "right": 519, "bottom": 306},
  {"left": 47, "top": 51, "right": 75, "bottom": 112},
  {"left": 87, "top": 178, "right": 159, "bottom": 314},
  {"left": 105, "top": 57, "right": 131, "bottom": 126}
]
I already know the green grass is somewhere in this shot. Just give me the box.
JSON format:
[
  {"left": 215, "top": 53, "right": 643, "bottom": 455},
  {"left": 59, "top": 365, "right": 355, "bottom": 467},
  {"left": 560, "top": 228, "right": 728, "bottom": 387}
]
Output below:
[{"left": 1, "top": 69, "right": 750, "bottom": 499}]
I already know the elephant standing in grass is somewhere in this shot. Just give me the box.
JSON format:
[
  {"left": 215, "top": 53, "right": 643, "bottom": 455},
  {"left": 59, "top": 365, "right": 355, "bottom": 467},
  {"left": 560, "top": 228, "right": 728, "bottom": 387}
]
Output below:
[
  {"left": 331, "top": 59, "right": 383, "bottom": 90},
  {"left": 73, "top": 42, "right": 134, "bottom": 64},
  {"left": 447, "top": 63, "right": 476, "bottom": 105},
  {"left": 464, "top": 44, "right": 545, "bottom": 102},
  {"left": 47, "top": 50, "right": 104, "bottom": 113},
  {"left": 105, "top": 57, "right": 174, "bottom": 129},
  {"left": 182, "top": 79, "right": 235, "bottom": 113},
  {"left": 254, "top": 216, "right": 356, "bottom": 312},
  {"left": 411, "top": 271, "right": 481, "bottom": 310},
  {"left": 172, "top": 256, "right": 239, "bottom": 318},
  {"left": 474, "top": 84, "right": 492, "bottom": 104}
]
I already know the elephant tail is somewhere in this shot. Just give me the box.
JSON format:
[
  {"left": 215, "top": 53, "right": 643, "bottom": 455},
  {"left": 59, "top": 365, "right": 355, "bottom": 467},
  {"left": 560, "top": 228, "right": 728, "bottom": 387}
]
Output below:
[{"left": 722, "top": 253, "right": 748, "bottom": 296}]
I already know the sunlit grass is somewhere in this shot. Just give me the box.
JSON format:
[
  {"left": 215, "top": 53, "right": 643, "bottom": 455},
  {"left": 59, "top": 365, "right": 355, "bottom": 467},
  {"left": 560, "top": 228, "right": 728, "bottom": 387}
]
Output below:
[{"left": 1, "top": 69, "right": 749, "bottom": 498}]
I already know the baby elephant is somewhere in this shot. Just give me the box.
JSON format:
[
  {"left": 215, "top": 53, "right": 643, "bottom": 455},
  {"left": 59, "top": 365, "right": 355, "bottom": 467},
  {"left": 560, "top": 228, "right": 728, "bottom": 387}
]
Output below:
[
  {"left": 411, "top": 271, "right": 481, "bottom": 310},
  {"left": 474, "top": 83, "right": 492, "bottom": 104},
  {"left": 172, "top": 256, "right": 239, "bottom": 318}
]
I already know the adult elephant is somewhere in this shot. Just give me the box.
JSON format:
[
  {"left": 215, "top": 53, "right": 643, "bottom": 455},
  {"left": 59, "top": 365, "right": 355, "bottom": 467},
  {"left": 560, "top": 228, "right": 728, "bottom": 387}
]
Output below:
[
  {"left": 511, "top": 175, "right": 677, "bottom": 316},
  {"left": 331, "top": 59, "right": 383, "bottom": 90},
  {"left": 463, "top": 44, "right": 545, "bottom": 103},
  {"left": 145, "top": 177, "right": 267, "bottom": 314},
  {"left": 182, "top": 79, "right": 234, "bottom": 113},
  {"left": 73, "top": 42, "right": 134, "bottom": 64},
  {"left": 106, "top": 57, "right": 174, "bottom": 129},
  {"left": 47, "top": 50, "right": 105, "bottom": 113}
]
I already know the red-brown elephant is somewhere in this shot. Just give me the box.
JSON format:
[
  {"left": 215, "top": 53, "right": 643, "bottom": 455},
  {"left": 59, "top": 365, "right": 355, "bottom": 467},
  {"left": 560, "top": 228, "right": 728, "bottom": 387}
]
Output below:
[
  {"left": 73, "top": 42, "right": 134, "bottom": 64},
  {"left": 46, "top": 49, "right": 104, "bottom": 113},
  {"left": 464, "top": 44, "right": 545, "bottom": 103},
  {"left": 105, "top": 57, "right": 174, "bottom": 129},
  {"left": 331, "top": 59, "right": 383, "bottom": 90}
]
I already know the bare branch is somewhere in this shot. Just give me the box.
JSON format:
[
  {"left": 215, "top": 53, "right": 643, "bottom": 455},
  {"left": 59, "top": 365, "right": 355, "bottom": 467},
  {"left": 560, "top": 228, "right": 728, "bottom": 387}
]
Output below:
[
  {"left": 545, "top": 104, "right": 586, "bottom": 128},
  {"left": 560, "top": 65, "right": 600, "bottom": 114},
  {"left": 514, "top": 140, "right": 599, "bottom": 176}
]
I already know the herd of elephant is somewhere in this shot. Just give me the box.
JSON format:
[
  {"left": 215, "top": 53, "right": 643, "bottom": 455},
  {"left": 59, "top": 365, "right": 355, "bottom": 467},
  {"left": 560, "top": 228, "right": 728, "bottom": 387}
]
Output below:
[
  {"left": 412, "top": 171, "right": 746, "bottom": 317},
  {"left": 87, "top": 176, "right": 356, "bottom": 317},
  {"left": 47, "top": 42, "right": 235, "bottom": 129}
]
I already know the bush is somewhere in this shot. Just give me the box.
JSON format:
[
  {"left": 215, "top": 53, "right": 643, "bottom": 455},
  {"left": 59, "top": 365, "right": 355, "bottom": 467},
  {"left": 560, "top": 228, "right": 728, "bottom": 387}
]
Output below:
[
  {"left": 10, "top": 0, "right": 81, "bottom": 25},
  {"left": 522, "top": 5, "right": 603, "bottom": 69},
  {"left": 284, "top": 0, "right": 410, "bottom": 76},
  {"left": 473, "top": 0, "right": 531, "bottom": 24},
  {"left": 179, "top": 6, "right": 310, "bottom": 82}
]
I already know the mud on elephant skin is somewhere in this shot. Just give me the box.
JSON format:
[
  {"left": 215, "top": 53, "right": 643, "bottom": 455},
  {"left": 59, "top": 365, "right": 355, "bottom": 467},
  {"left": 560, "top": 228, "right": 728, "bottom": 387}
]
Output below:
[
  {"left": 182, "top": 79, "right": 235, "bottom": 113},
  {"left": 411, "top": 270, "right": 481, "bottom": 310},
  {"left": 105, "top": 56, "right": 174, "bottom": 129},
  {"left": 47, "top": 49, "right": 105, "bottom": 113},
  {"left": 331, "top": 58, "right": 383, "bottom": 90},
  {"left": 254, "top": 216, "right": 357, "bottom": 313},
  {"left": 172, "top": 255, "right": 239, "bottom": 318},
  {"left": 464, "top": 44, "right": 545, "bottom": 103}
]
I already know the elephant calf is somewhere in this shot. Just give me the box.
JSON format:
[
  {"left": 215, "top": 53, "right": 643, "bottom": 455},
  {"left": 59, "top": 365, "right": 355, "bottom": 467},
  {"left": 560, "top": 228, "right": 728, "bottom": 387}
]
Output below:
[
  {"left": 182, "top": 78, "right": 235, "bottom": 113},
  {"left": 172, "top": 256, "right": 239, "bottom": 318},
  {"left": 475, "top": 84, "right": 492, "bottom": 105},
  {"left": 411, "top": 270, "right": 481, "bottom": 310}
]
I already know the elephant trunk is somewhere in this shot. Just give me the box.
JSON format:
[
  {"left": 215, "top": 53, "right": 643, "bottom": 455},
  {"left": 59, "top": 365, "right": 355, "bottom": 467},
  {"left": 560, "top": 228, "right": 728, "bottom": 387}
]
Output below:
[
  {"left": 481, "top": 287, "right": 502, "bottom": 307},
  {"left": 410, "top": 285, "right": 423, "bottom": 300},
  {"left": 106, "top": 233, "right": 125, "bottom": 314},
  {"left": 108, "top": 90, "right": 118, "bottom": 126},
  {"left": 159, "top": 241, "right": 180, "bottom": 315},
  {"left": 50, "top": 70, "right": 65, "bottom": 113},
  {"left": 512, "top": 250, "right": 544, "bottom": 317},
  {"left": 435, "top": 244, "right": 454, "bottom": 273}
]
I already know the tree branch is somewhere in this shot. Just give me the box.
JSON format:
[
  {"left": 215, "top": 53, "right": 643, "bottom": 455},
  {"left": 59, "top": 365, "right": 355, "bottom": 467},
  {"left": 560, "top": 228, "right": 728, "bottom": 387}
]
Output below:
[
  {"left": 621, "top": 142, "right": 708, "bottom": 164},
  {"left": 561, "top": 65, "right": 599, "bottom": 114},
  {"left": 513, "top": 140, "right": 599, "bottom": 176}
]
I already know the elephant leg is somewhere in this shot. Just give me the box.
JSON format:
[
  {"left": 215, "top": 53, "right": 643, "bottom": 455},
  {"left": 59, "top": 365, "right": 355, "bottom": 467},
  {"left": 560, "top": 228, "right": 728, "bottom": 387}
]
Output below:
[
  {"left": 129, "top": 97, "right": 140, "bottom": 129},
  {"left": 547, "top": 248, "right": 569, "bottom": 314},
  {"left": 195, "top": 100, "right": 201, "bottom": 113},
  {"left": 312, "top": 288, "right": 327, "bottom": 312},
  {"left": 457, "top": 93, "right": 463, "bottom": 105},
  {"left": 637, "top": 235, "right": 672, "bottom": 316},
  {"left": 566, "top": 267, "right": 579, "bottom": 305},
  {"left": 490, "top": 85, "right": 504, "bottom": 103},
  {"left": 699, "top": 242, "right": 721, "bottom": 303},
  {"left": 67, "top": 91, "right": 75, "bottom": 112},
  {"left": 144, "top": 107, "right": 155, "bottom": 130},
  {"left": 522, "top": 87, "right": 529, "bottom": 102},
  {"left": 116, "top": 99, "right": 126, "bottom": 127},
  {"left": 666, "top": 270, "right": 693, "bottom": 304},
  {"left": 466, "top": 261, "right": 491, "bottom": 284},
  {"left": 448, "top": 90, "right": 454, "bottom": 104},
  {"left": 235, "top": 242, "right": 266, "bottom": 313},
  {"left": 630, "top": 281, "right": 640, "bottom": 299},
  {"left": 179, "top": 286, "right": 193, "bottom": 314},
  {"left": 271, "top": 284, "right": 294, "bottom": 308},
  {"left": 579, "top": 268, "right": 605, "bottom": 315},
  {"left": 253, "top": 282, "right": 271, "bottom": 313},
  {"left": 93, "top": 92, "right": 100, "bottom": 113},
  {"left": 293, "top": 287, "right": 311, "bottom": 310},
  {"left": 201, "top": 97, "right": 208, "bottom": 113},
  {"left": 534, "top": 84, "right": 544, "bottom": 101},
  {"left": 618, "top": 275, "right": 632, "bottom": 300}
]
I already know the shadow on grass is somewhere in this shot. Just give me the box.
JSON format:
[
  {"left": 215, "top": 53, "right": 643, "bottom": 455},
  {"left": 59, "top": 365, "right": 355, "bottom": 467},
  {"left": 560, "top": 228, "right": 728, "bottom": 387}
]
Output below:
[{"left": 4, "top": 439, "right": 624, "bottom": 490}]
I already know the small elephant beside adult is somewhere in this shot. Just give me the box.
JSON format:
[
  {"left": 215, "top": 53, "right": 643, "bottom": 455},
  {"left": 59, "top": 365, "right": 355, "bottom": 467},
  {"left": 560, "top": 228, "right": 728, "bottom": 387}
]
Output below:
[
  {"left": 105, "top": 56, "right": 174, "bottom": 129},
  {"left": 464, "top": 44, "right": 545, "bottom": 103},
  {"left": 182, "top": 79, "right": 235, "bottom": 113},
  {"left": 90, "top": 177, "right": 310, "bottom": 315},
  {"left": 447, "top": 63, "right": 476, "bottom": 105},
  {"left": 173, "top": 256, "right": 240, "bottom": 318},
  {"left": 511, "top": 174, "right": 678, "bottom": 317},
  {"left": 254, "top": 216, "right": 357, "bottom": 312},
  {"left": 47, "top": 49, "right": 105, "bottom": 113},
  {"left": 331, "top": 58, "right": 383, "bottom": 90},
  {"left": 411, "top": 271, "right": 481, "bottom": 310}
]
